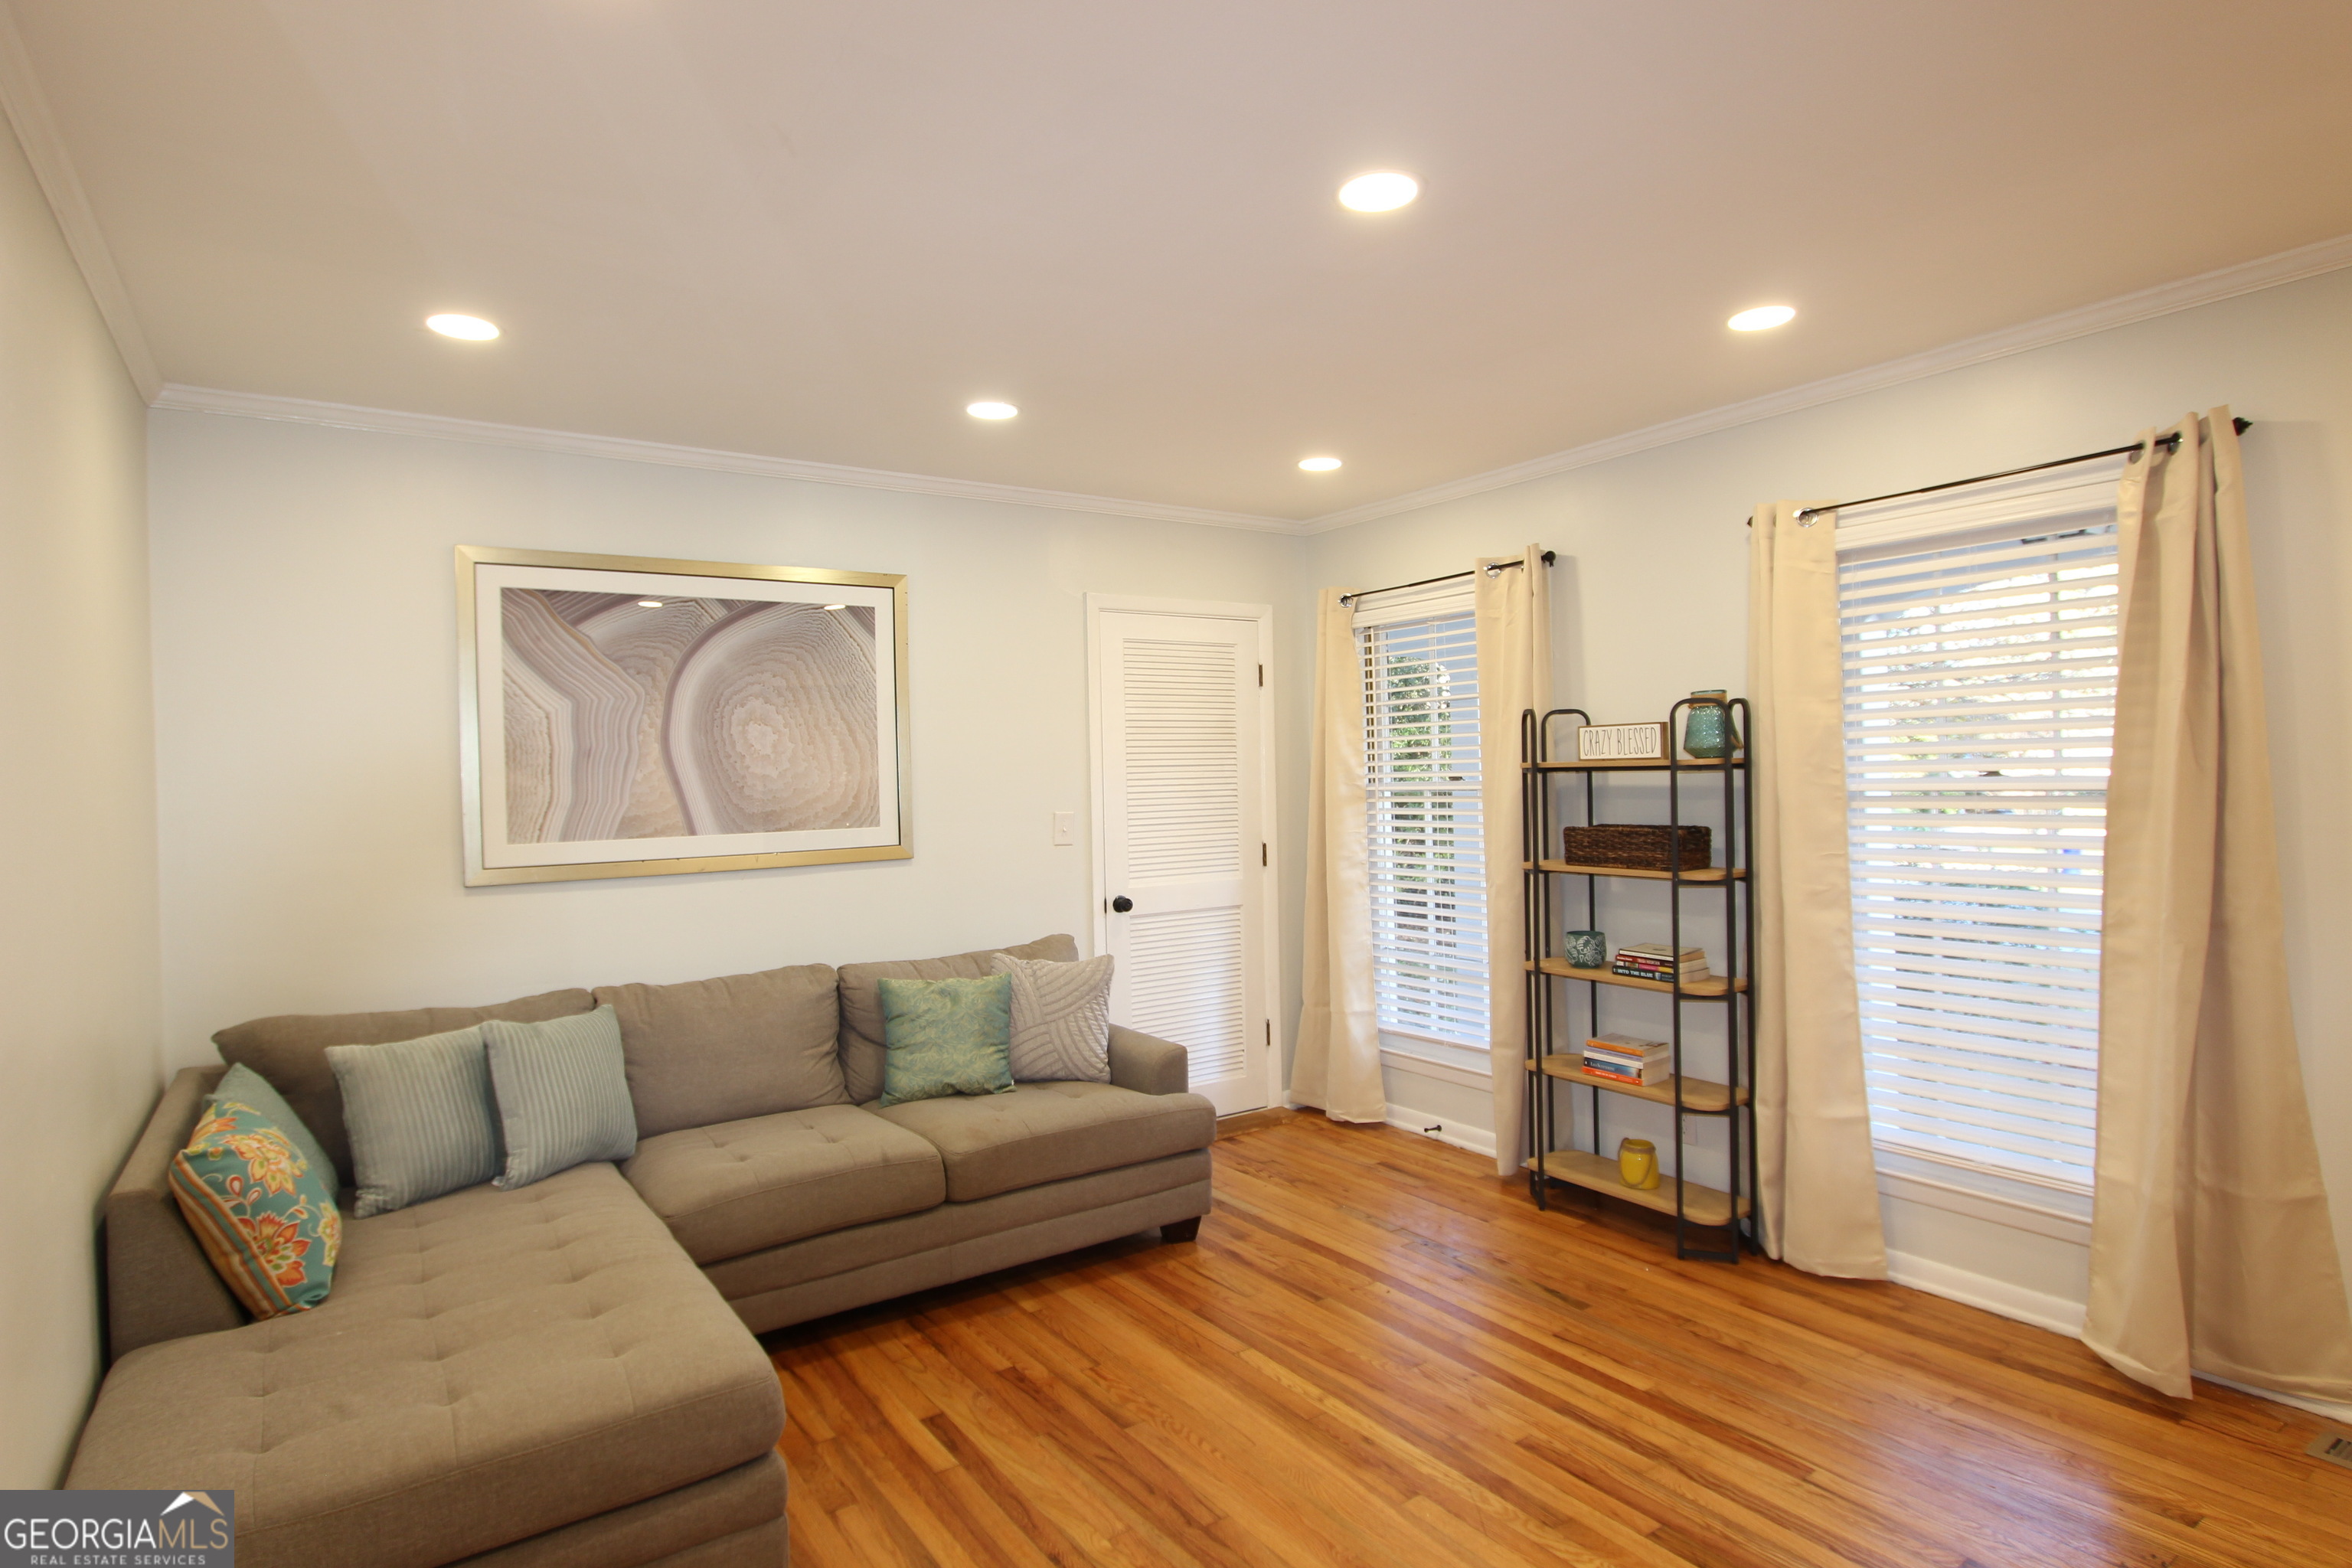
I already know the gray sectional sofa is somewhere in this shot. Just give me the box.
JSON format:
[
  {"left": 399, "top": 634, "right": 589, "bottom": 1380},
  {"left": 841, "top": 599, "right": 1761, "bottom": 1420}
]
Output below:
[{"left": 69, "top": 933, "right": 1214, "bottom": 1568}]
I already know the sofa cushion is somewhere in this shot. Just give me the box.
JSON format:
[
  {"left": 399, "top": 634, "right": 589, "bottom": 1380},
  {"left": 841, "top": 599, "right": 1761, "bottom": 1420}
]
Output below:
[
  {"left": 871, "top": 1081, "right": 1216, "bottom": 1202},
  {"left": 623, "top": 1106, "right": 945, "bottom": 1266},
  {"left": 594, "top": 965, "right": 844, "bottom": 1138},
  {"left": 838, "top": 933, "right": 1078, "bottom": 1104},
  {"left": 214, "top": 988, "right": 597, "bottom": 1186},
  {"left": 702, "top": 1148, "right": 1212, "bottom": 1305},
  {"left": 67, "top": 1162, "right": 783, "bottom": 1568}
]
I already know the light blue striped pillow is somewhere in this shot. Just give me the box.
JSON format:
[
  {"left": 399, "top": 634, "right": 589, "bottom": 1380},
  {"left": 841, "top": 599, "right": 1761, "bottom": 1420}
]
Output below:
[
  {"left": 482, "top": 1005, "right": 637, "bottom": 1190},
  {"left": 327, "top": 1025, "right": 501, "bottom": 1219}
]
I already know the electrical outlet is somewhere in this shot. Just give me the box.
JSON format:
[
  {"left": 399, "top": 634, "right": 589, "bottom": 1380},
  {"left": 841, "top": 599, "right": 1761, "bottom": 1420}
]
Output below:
[{"left": 1051, "top": 810, "right": 1076, "bottom": 847}]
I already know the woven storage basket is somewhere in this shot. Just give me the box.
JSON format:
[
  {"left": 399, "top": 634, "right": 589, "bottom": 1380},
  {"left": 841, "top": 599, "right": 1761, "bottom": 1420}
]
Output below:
[{"left": 1561, "top": 824, "right": 1711, "bottom": 871}]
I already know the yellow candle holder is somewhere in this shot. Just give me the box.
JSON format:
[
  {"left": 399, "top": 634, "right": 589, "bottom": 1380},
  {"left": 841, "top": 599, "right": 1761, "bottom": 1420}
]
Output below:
[{"left": 1617, "top": 1137, "right": 1661, "bottom": 1191}]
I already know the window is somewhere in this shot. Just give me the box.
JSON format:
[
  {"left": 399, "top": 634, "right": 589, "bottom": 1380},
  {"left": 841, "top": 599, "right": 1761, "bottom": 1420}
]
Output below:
[
  {"left": 1357, "top": 586, "right": 1486, "bottom": 1055},
  {"left": 1838, "top": 476, "right": 2119, "bottom": 1197}
]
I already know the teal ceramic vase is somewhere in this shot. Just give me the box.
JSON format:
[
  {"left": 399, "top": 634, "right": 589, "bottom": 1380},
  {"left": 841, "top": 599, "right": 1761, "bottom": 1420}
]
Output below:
[
  {"left": 1563, "top": 929, "right": 1607, "bottom": 970},
  {"left": 1683, "top": 691, "right": 1740, "bottom": 759}
]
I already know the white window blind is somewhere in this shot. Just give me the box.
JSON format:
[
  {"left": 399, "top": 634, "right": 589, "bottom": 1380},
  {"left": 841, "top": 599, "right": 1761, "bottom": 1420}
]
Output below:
[
  {"left": 1839, "top": 518, "right": 2117, "bottom": 1194},
  {"left": 1359, "top": 599, "right": 1486, "bottom": 1047}
]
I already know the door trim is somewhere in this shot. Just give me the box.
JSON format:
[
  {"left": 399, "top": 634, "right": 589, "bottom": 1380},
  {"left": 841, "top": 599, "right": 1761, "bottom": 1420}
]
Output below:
[{"left": 1084, "top": 593, "right": 1279, "bottom": 1115}]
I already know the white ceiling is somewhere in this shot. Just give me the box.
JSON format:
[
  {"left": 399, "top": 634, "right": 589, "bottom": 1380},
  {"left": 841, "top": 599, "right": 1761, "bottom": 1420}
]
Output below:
[{"left": 13, "top": 1, "right": 2352, "bottom": 522}]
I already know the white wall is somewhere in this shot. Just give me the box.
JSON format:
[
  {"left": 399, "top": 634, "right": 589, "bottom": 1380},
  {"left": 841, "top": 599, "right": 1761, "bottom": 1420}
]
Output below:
[
  {"left": 0, "top": 118, "right": 160, "bottom": 1483},
  {"left": 1304, "top": 264, "right": 2352, "bottom": 1317},
  {"left": 145, "top": 413, "right": 1300, "bottom": 1072}
]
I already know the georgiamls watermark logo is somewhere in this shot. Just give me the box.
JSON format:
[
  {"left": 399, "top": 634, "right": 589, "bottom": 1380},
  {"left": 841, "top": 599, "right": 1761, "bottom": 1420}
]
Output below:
[{"left": 2, "top": 1489, "right": 234, "bottom": 1566}]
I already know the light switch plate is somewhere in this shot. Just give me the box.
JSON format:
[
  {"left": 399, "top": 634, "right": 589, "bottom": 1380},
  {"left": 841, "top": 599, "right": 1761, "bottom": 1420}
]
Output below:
[{"left": 1051, "top": 810, "right": 1076, "bottom": 847}]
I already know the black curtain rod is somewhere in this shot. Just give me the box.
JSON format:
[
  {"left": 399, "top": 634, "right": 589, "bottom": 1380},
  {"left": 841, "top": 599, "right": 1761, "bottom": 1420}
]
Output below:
[
  {"left": 1341, "top": 550, "right": 1556, "bottom": 606},
  {"left": 1744, "top": 416, "right": 2252, "bottom": 525}
]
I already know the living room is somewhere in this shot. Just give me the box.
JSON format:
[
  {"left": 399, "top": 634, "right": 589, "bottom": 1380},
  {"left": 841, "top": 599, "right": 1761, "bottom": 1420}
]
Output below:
[{"left": 7, "top": 4, "right": 2352, "bottom": 1565}]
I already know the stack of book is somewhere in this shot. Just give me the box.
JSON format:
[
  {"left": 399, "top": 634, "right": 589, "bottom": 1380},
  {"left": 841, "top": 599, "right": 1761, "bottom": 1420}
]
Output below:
[
  {"left": 1612, "top": 944, "right": 1710, "bottom": 985},
  {"left": 1582, "top": 1034, "right": 1671, "bottom": 1087}
]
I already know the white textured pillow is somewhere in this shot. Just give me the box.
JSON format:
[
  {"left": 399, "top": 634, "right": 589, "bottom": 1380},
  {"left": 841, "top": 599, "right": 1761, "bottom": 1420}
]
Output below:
[{"left": 991, "top": 952, "right": 1114, "bottom": 1083}]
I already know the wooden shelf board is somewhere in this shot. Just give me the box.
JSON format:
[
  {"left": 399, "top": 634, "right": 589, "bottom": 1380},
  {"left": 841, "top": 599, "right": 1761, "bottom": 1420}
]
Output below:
[
  {"left": 1530, "top": 756, "right": 1746, "bottom": 773},
  {"left": 1526, "top": 958, "right": 1746, "bottom": 997},
  {"left": 1524, "top": 1149, "right": 1749, "bottom": 1226},
  {"left": 1527, "top": 1054, "right": 1747, "bottom": 1111},
  {"left": 1523, "top": 860, "right": 1743, "bottom": 882}
]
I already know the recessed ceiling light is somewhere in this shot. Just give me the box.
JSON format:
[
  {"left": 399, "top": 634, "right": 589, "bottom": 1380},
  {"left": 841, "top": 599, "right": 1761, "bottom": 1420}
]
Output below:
[
  {"left": 636, "top": 599, "right": 665, "bottom": 608},
  {"left": 1338, "top": 172, "right": 1419, "bottom": 213},
  {"left": 966, "top": 400, "right": 1018, "bottom": 420},
  {"left": 1299, "top": 456, "right": 1343, "bottom": 472},
  {"left": 426, "top": 312, "right": 500, "bottom": 341},
  {"left": 1727, "top": 305, "right": 1796, "bottom": 332},
  {"left": 822, "top": 603, "right": 847, "bottom": 611}
]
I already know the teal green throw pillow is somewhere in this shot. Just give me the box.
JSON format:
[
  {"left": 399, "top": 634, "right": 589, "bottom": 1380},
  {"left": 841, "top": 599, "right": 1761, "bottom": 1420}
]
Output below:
[
  {"left": 877, "top": 974, "right": 1014, "bottom": 1108},
  {"left": 483, "top": 1005, "right": 637, "bottom": 1190},
  {"left": 211, "top": 1062, "right": 339, "bottom": 1200},
  {"left": 170, "top": 1095, "right": 341, "bottom": 1319},
  {"left": 327, "top": 1024, "right": 501, "bottom": 1218}
]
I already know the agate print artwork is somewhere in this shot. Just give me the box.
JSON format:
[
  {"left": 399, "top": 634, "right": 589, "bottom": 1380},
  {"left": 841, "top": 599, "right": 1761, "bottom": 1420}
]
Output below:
[
  {"left": 459, "top": 547, "right": 910, "bottom": 884},
  {"left": 501, "top": 590, "right": 879, "bottom": 841}
]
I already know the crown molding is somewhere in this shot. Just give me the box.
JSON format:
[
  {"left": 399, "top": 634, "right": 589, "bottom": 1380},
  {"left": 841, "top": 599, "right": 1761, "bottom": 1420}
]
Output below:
[
  {"left": 151, "top": 227, "right": 2352, "bottom": 540},
  {"left": 152, "top": 384, "right": 1307, "bottom": 534},
  {"left": 1303, "top": 230, "right": 2352, "bottom": 534},
  {"left": 0, "top": 4, "right": 161, "bottom": 401}
]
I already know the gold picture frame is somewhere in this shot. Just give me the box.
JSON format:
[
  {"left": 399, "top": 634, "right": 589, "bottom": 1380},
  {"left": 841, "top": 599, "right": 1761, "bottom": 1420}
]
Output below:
[{"left": 457, "top": 545, "right": 911, "bottom": 885}]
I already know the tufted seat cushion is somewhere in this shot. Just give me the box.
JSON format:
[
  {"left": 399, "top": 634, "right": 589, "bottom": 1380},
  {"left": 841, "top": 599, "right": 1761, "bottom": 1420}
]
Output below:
[
  {"left": 872, "top": 1081, "right": 1216, "bottom": 1202},
  {"left": 67, "top": 1163, "right": 783, "bottom": 1568},
  {"left": 623, "top": 1106, "right": 945, "bottom": 1266}
]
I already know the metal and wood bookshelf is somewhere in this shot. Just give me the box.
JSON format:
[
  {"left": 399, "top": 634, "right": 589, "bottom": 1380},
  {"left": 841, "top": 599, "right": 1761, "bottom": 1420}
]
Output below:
[{"left": 1521, "top": 703, "right": 1757, "bottom": 1260}]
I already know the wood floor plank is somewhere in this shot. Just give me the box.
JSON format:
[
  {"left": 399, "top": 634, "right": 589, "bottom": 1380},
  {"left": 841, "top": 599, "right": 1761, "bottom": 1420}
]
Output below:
[{"left": 767, "top": 1116, "right": 2352, "bottom": 1567}]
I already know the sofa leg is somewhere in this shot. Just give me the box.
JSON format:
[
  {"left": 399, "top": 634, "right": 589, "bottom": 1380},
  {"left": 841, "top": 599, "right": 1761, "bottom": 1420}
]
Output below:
[{"left": 1161, "top": 1217, "right": 1202, "bottom": 1243}]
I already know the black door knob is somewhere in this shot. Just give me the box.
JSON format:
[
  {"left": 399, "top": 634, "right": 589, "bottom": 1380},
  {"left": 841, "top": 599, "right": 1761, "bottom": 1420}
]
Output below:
[{"left": 1110, "top": 895, "right": 1133, "bottom": 913}]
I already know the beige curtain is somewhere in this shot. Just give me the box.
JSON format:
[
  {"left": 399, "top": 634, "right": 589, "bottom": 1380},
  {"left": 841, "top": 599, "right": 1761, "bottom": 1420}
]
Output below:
[
  {"left": 1746, "top": 502, "right": 1888, "bottom": 1278},
  {"left": 1480, "top": 547, "right": 1551, "bottom": 1175},
  {"left": 1292, "top": 586, "right": 1385, "bottom": 1122},
  {"left": 2085, "top": 410, "right": 2352, "bottom": 1401}
]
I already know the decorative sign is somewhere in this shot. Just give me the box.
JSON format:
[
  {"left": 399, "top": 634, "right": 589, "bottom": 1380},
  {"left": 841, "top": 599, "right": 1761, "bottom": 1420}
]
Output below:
[
  {"left": 1575, "top": 722, "right": 1667, "bottom": 762},
  {"left": 458, "top": 546, "right": 910, "bottom": 885}
]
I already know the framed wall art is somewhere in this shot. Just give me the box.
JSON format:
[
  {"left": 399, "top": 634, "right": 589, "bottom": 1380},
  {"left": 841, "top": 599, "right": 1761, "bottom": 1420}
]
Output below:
[{"left": 457, "top": 545, "right": 910, "bottom": 885}]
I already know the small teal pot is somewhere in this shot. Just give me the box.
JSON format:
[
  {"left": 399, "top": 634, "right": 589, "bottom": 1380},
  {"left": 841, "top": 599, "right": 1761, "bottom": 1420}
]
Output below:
[
  {"left": 1683, "top": 691, "right": 1741, "bottom": 759},
  {"left": 1563, "top": 929, "right": 1607, "bottom": 970}
]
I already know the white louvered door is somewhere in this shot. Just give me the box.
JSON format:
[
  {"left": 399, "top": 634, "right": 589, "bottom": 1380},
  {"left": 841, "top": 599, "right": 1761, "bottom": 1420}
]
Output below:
[{"left": 1093, "top": 607, "right": 1271, "bottom": 1116}]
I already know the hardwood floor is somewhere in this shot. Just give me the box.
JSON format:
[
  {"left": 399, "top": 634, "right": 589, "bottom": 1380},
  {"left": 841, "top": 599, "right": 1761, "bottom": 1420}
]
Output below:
[{"left": 765, "top": 1116, "right": 2352, "bottom": 1567}]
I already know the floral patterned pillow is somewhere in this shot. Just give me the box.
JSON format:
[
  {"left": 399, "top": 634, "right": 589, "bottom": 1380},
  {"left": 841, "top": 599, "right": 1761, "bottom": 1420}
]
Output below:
[{"left": 169, "top": 1096, "right": 342, "bottom": 1318}]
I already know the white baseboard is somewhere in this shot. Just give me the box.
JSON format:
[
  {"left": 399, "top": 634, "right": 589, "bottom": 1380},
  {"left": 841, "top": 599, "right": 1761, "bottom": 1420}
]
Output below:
[
  {"left": 1883, "top": 1249, "right": 2086, "bottom": 1338},
  {"left": 1384, "top": 1102, "right": 1497, "bottom": 1158},
  {"left": 2198, "top": 1374, "right": 2352, "bottom": 1425},
  {"left": 1886, "top": 1250, "right": 2352, "bottom": 1424}
]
